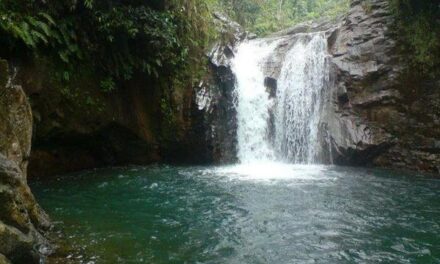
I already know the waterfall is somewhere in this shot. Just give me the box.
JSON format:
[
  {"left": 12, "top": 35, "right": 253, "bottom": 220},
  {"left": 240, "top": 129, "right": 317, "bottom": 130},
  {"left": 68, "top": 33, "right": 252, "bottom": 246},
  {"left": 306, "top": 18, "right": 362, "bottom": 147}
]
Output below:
[
  {"left": 232, "top": 39, "right": 281, "bottom": 163},
  {"left": 232, "top": 33, "right": 329, "bottom": 164},
  {"left": 274, "top": 33, "right": 329, "bottom": 163}
]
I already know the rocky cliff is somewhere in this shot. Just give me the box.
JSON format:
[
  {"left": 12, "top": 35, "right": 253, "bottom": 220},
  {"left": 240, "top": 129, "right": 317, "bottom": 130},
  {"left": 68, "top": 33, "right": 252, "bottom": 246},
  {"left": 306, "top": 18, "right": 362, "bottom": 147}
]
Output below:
[
  {"left": 327, "top": 0, "right": 439, "bottom": 173},
  {"left": 203, "top": 0, "right": 439, "bottom": 173},
  {"left": 0, "top": 59, "right": 51, "bottom": 263},
  {"left": 193, "top": 13, "right": 248, "bottom": 163},
  {"left": 14, "top": 60, "right": 165, "bottom": 178},
  {"left": 0, "top": 13, "right": 240, "bottom": 180},
  {"left": 14, "top": 59, "right": 213, "bottom": 178}
]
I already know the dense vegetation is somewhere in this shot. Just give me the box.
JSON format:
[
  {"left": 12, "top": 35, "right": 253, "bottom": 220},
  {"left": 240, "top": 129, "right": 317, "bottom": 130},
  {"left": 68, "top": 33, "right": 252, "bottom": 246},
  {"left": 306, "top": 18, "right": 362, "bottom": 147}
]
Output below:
[
  {"left": 0, "top": 0, "right": 353, "bottom": 93},
  {"left": 390, "top": 0, "right": 440, "bottom": 78},
  {"left": 0, "top": 0, "right": 437, "bottom": 94},
  {"left": 0, "top": 0, "right": 220, "bottom": 152},
  {"left": 207, "top": 0, "right": 350, "bottom": 35},
  {"left": 0, "top": 0, "right": 213, "bottom": 91}
]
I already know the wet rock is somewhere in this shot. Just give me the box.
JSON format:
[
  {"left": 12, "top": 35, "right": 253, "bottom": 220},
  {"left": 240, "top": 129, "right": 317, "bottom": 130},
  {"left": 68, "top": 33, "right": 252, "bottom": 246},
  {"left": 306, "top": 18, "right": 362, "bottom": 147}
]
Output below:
[
  {"left": 0, "top": 61, "right": 7, "bottom": 88},
  {"left": 194, "top": 75, "right": 237, "bottom": 163},
  {"left": 192, "top": 13, "right": 246, "bottom": 163},
  {"left": 264, "top": 77, "right": 277, "bottom": 99},
  {"left": 270, "top": 16, "right": 342, "bottom": 38},
  {"left": 327, "top": 0, "right": 440, "bottom": 172},
  {"left": 351, "top": 89, "right": 401, "bottom": 107},
  {"left": 16, "top": 63, "right": 163, "bottom": 178},
  {"left": 209, "top": 12, "right": 248, "bottom": 70},
  {"left": 29, "top": 124, "right": 159, "bottom": 178},
  {"left": 321, "top": 114, "right": 394, "bottom": 165}
]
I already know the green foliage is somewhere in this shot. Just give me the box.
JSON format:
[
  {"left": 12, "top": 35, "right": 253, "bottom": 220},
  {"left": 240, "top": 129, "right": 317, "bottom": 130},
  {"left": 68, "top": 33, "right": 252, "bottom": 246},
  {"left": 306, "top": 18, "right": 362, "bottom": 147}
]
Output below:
[
  {"left": 100, "top": 77, "right": 115, "bottom": 92},
  {"left": 84, "top": 0, "right": 94, "bottom": 9},
  {"left": 206, "top": 0, "right": 350, "bottom": 36},
  {"left": 92, "top": 5, "right": 184, "bottom": 80},
  {"left": 0, "top": 0, "right": 214, "bottom": 89},
  {"left": 0, "top": 0, "right": 219, "bottom": 131},
  {"left": 389, "top": 0, "right": 440, "bottom": 77}
]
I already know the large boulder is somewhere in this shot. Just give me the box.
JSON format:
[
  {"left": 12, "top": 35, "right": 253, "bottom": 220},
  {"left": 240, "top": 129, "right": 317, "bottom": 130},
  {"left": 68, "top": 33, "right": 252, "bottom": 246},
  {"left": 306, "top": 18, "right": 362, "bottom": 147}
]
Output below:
[{"left": 0, "top": 59, "right": 51, "bottom": 263}]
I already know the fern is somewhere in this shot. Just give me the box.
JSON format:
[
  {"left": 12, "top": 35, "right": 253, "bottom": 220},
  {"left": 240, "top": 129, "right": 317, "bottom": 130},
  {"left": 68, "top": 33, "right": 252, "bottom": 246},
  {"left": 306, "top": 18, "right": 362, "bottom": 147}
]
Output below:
[
  {"left": 0, "top": 0, "right": 214, "bottom": 89},
  {"left": 84, "top": 0, "right": 94, "bottom": 9}
]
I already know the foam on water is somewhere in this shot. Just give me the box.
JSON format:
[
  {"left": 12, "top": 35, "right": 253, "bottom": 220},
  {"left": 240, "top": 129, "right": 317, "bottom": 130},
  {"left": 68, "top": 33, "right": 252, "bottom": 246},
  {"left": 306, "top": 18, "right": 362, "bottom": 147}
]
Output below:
[{"left": 214, "top": 163, "right": 331, "bottom": 182}]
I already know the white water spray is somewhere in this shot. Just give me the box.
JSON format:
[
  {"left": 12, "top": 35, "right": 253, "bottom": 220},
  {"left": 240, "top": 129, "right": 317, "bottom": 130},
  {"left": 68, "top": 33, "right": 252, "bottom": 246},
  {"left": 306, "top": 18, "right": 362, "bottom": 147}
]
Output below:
[
  {"left": 232, "top": 33, "right": 329, "bottom": 165},
  {"left": 274, "top": 33, "right": 329, "bottom": 163},
  {"left": 232, "top": 39, "right": 281, "bottom": 163}
]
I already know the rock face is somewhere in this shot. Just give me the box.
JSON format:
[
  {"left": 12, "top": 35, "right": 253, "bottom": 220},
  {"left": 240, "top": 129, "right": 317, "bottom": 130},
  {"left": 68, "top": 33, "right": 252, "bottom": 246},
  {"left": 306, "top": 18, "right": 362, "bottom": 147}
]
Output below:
[
  {"left": 250, "top": 2, "right": 399, "bottom": 168},
  {"left": 0, "top": 59, "right": 51, "bottom": 263},
  {"left": 19, "top": 36, "right": 236, "bottom": 177},
  {"left": 191, "top": 13, "right": 251, "bottom": 163},
  {"left": 206, "top": 0, "right": 439, "bottom": 173},
  {"left": 326, "top": 0, "right": 440, "bottom": 172},
  {"left": 321, "top": 0, "right": 398, "bottom": 166},
  {"left": 194, "top": 66, "right": 238, "bottom": 163},
  {"left": 18, "top": 66, "right": 164, "bottom": 178}
]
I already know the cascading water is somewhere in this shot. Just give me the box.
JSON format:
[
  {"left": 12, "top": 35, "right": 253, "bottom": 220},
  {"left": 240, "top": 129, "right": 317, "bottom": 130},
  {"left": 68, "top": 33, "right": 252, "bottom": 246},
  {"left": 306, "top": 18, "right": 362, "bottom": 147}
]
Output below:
[
  {"left": 232, "top": 39, "right": 281, "bottom": 163},
  {"left": 232, "top": 33, "right": 329, "bottom": 164},
  {"left": 274, "top": 33, "right": 329, "bottom": 163}
]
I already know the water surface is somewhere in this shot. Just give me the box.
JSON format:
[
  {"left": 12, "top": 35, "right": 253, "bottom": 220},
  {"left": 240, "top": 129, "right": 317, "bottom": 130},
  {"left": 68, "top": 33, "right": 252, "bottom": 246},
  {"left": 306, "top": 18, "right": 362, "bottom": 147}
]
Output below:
[{"left": 32, "top": 164, "right": 440, "bottom": 263}]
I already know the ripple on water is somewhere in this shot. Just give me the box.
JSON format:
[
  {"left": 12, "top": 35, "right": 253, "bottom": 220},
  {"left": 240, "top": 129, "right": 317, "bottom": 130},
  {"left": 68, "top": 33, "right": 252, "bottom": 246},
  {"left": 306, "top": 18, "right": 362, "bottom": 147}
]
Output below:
[{"left": 31, "top": 165, "right": 440, "bottom": 263}]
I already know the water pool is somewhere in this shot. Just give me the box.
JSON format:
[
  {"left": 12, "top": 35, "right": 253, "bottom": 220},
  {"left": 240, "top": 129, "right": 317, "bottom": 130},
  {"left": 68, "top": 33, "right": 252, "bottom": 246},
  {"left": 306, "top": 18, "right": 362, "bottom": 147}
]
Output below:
[{"left": 32, "top": 164, "right": 440, "bottom": 263}]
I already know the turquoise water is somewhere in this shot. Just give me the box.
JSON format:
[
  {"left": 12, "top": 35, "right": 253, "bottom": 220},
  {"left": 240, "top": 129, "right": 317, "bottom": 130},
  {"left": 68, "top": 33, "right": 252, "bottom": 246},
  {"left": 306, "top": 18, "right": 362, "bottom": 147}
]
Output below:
[{"left": 32, "top": 164, "right": 440, "bottom": 263}]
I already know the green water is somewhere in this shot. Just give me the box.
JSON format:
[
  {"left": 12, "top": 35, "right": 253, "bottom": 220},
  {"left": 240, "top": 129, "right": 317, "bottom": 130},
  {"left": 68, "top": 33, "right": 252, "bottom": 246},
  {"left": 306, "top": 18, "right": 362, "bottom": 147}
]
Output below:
[{"left": 32, "top": 164, "right": 440, "bottom": 263}]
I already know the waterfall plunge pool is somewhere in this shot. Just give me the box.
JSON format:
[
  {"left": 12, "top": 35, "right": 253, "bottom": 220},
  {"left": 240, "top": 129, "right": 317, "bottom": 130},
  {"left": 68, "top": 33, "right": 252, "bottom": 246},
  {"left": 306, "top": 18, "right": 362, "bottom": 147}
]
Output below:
[
  {"left": 32, "top": 164, "right": 440, "bottom": 263},
  {"left": 33, "top": 33, "right": 440, "bottom": 264}
]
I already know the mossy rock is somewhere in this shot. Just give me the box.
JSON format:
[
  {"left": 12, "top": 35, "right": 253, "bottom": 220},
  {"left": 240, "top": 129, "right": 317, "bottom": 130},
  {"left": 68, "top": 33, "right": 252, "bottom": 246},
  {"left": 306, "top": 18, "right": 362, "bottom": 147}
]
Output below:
[{"left": 0, "top": 254, "right": 11, "bottom": 264}]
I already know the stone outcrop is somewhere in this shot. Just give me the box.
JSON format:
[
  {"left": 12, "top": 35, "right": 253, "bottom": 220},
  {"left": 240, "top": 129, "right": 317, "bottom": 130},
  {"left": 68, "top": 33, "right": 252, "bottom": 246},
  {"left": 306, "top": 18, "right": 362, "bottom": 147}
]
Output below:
[
  {"left": 0, "top": 59, "right": 51, "bottom": 263},
  {"left": 326, "top": 0, "right": 439, "bottom": 172},
  {"left": 250, "top": 6, "right": 398, "bottom": 167},
  {"left": 191, "top": 13, "right": 252, "bottom": 163},
  {"left": 321, "top": 0, "right": 397, "bottom": 166},
  {"left": 194, "top": 67, "right": 238, "bottom": 163}
]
